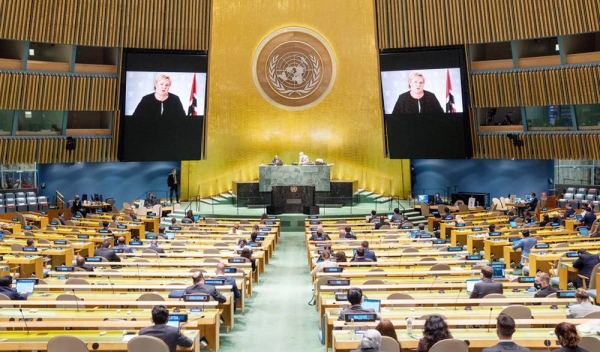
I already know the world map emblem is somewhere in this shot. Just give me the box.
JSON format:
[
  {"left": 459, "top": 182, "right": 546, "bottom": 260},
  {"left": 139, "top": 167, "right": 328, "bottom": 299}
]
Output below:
[{"left": 253, "top": 27, "right": 336, "bottom": 111}]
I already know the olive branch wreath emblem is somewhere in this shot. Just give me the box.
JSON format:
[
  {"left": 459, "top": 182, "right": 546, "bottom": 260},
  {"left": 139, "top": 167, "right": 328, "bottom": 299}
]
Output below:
[{"left": 268, "top": 54, "right": 321, "bottom": 96}]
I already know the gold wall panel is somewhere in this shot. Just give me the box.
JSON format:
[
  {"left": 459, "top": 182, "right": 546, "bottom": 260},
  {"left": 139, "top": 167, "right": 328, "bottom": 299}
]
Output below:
[
  {"left": 376, "top": 0, "right": 600, "bottom": 48},
  {"left": 182, "top": 0, "right": 410, "bottom": 200}
]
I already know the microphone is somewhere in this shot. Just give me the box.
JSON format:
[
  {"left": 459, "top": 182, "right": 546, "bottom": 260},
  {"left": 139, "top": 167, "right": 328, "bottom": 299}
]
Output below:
[
  {"left": 544, "top": 339, "right": 551, "bottom": 351},
  {"left": 18, "top": 308, "right": 30, "bottom": 335},
  {"left": 487, "top": 307, "right": 493, "bottom": 332},
  {"left": 107, "top": 276, "right": 115, "bottom": 295},
  {"left": 428, "top": 276, "right": 438, "bottom": 293},
  {"left": 410, "top": 264, "right": 417, "bottom": 278},
  {"left": 453, "top": 288, "right": 462, "bottom": 310},
  {"left": 136, "top": 264, "right": 141, "bottom": 280},
  {"left": 72, "top": 289, "right": 80, "bottom": 312}
]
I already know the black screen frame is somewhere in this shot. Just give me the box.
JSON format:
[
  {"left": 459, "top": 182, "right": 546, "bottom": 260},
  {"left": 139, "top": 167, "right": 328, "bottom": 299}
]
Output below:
[
  {"left": 379, "top": 45, "right": 472, "bottom": 159},
  {"left": 118, "top": 49, "right": 208, "bottom": 161}
]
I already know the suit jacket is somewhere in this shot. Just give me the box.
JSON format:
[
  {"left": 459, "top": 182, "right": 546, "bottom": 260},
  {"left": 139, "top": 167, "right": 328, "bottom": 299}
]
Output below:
[
  {"left": 528, "top": 197, "right": 538, "bottom": 211},
  {"left": 167, "top": 173, "right": 180, "bottom": 188},
  {"left": 513, "top": 237, "right": 537, "bottom": 257},
  {"left": 470, "top": 278, "right": 504, "bottom": 298},
  {"left": 364, "top": 249, "right": 377, "bottom": 262},
  {"left": 215, "top": 274, "right": 240, "bottom": 305},
  {"left": 0, "top": 286, "right": 27, "bottom": 300},
  {"left": 185, "top": 283, "right": 226, "bottom": 303},
  {"left": 563, "top": 208, "right": 576, "bottom": 218},
  {"left": 345, "top": 232, "right": 357, "bottom": 239},
  {"left": 551, "top": 346, "right": 588, "bottom": 352},
  {"left": 93, "top": 248, "right": 121, "bottom": 262},
  {"left": 534, "top": 285, "right": 558, "bottom": 298},
  {"left": 567, "top": 301, "right": 600, "bottom": 318},
  {"left": 482, "top": 341, "right": 531, "bottom": 352},
  {"left": 582, "top": 211, "right": 597, "bottom": 229},
  {"left": 77, "top": 265, "right": 94, "bottom": 272},
  {"left": 573, "top": 253, "right": 600, "bottom": 280},
  {"left": 139, "top": 323, "right": 193, "bottom": 352}
]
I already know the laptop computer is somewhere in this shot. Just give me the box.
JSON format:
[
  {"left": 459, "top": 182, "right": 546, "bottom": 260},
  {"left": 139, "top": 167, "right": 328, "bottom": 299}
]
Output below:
[
  {"left": 579, "top": 228, "right": 589, "bottom": 236},
  {"left": 15, "top": 278, "right": 36, "bottom": 296},
  {"left": 362, "top": 299, "right": 381, "bottom": 313},
  {"left": 510, "top": 221, "right": 517, "bottom": 228},
  {"left": 466, "top": 279, "right": 481, "bottom": 294},
  {"left": 165, "top": 231, "right": 176, "bottom": 240},
  {"left": 576, "top": 214, "right": 583, "bottom": 221},
  {"left": 166, "top": 320, "right": 180, "bottom": 329}
]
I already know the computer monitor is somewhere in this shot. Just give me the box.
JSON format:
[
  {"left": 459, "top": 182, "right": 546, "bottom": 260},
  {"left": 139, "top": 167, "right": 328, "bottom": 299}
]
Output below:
[
  {"left": 165, "top": 231, "right": 176, "bottom": 240},
  {"left": 417, "top": 195, "right": 429, "bottom": 203},
  {"left": 490, "top": 264, "right": 506, "bottom": 279},
  {"left": 510, "top": 221, "right": 517, "bottom": 228}
]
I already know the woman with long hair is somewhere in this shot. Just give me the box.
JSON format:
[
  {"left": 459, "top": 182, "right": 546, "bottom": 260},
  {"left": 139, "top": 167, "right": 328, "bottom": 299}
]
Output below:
[
  {"left": 554, "top": 322, "right": 588, "bottom": 352},
  {"left": 417, "top": 315, "right": 452, "bottom": 352}
]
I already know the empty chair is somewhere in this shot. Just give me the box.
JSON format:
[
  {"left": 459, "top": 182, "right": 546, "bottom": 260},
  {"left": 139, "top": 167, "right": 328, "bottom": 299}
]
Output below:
[
  {"left": 582, "top": 311, "right": 600, "bottom": 318},
  {"left": 585, "top": 194, "right": 596, "bottom": 203},
  {"left": 205, "top": 218, "right": 217, "bottom": 224},
  {"left": 387, "top": 292, "right": 415, "bottom": 307},
  {"left": 142, "top": 249, "right": 158, "bottom": 254},
  {"left": 429, "top": 339, "right": 468, "bottom": 352},
  {"left": 420, "top": 257, "right": 437, "bottom": 262},
  {"left": 563, "top": 193, "right": 574, "bottom": 200},
  {"left": 56, "top": 293, "right": 84, "bottom": 308},
  {"left": 363, "top": 279, "right": 385, "bottom": 285},
  {"left": 419, "top": 313, "right": 447, "bottom": 320},
  {"left": 10, "top": 243, "right": 23, "bottom": 251},
  {"left": 500, "top": 305, "right": 532, "bottom": 328},
  {"left": 47, "top": 335, "right": 89, "bottom": 352},
  {"left": 0, "top": 293, "right": 14, "bottom": 308},
  {"left": 26, "top": 196, "right": 38, "bottom": 211},
  {"left": 127, "top": 335, "right": 169, "bottom": 352},
  {"left": 402, "top": 247, "right": 419, "bottom": 253},
  {"left": 580, "top": 336, "right": 600, "bottom": 352},
  {"left": 429, "top": 263, "right": 451, "bottom": 271},
  {"left": 137, "top": 292, "right": 165, "bottom": 302},
  {"left": 577, "top": 187, "right": 588, "bottom": 194},
  {"left": 380, "top": 336, "right": 401, "bottom": 352},
  {"left": 4, "top": 197, "right": 15, "bottom": 212},
  {"left": 203, "top": 258, "right": 222, "bottom": 263},
  {"left": 15, "top": 197, "right": 27, "bottom": 212},
  {"left": 65, "top": 278, "right": 91, "bottom": 291},
  {"left": 566, "top": 187, "right": 576, "bottom": 194},
  {"left": 204, "top": 248, "right": 221, "bottom": 254},
  {"left": 0, "top": 199, "right": 5, "bottom": 213},
  {"left": 480, "top": 293, "right": 507, "bottom": 306},
  {"left": 133, "top": 258, "right": 149, "bottom": 263}
]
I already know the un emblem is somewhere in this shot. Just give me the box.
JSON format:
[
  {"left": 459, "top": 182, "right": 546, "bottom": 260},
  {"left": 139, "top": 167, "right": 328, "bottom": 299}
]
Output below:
[{"left": 253, "top": 27, "right": 336, "bottom": 111}]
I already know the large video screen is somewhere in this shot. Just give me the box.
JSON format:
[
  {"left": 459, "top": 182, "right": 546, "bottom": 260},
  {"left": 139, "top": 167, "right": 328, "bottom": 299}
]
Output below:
[
  {"left": 380, "top": 46, "right": 471, "bottom": 159},
  {"left": 119, "top": 50, "right": 207, "bottom": 161}
]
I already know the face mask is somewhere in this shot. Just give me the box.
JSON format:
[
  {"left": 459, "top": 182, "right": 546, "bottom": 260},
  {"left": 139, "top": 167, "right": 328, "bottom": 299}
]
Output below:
[{"left": 534, "top": 282, "right": 542, "bottom": 290}]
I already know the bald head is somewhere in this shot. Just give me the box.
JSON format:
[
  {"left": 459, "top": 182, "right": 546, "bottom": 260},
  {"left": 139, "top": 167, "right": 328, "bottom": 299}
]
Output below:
[
  {"left": 117, "top": 236, "right": 126, "bottom": 245},
  {"left": 338, "top": 229, "right": 346, "bottom": 238},
  {"left": 192, "top": 271, "right": 204, "bottom": 284},
  {"left": 76, "top": 256, "right": 86, "bottom": 267},
  {"left": 215, "top": 263, "right": 226, "bottom": 275}
]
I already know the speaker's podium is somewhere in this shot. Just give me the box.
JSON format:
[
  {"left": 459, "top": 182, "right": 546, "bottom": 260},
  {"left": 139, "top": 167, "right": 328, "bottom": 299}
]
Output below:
[
  {"left": 267, "top": 185, "right": 317, "bottom": 214},
  {"left": 259, "top": 165, "right": 330, "bottom": 214}
]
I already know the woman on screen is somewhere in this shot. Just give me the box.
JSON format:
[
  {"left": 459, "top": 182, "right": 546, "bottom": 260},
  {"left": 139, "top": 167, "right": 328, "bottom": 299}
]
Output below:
[
  {"left": 392, "top": 71, "right": 443, "bottom": 115},
  {"left": 132, "top": 73, "right": 186, "bottom": 118}
]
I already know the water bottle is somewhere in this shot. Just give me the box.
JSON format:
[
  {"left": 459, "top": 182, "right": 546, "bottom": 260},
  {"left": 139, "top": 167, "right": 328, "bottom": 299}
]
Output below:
[{"left": 406, "top": 317, "right": 413, "bottom": 335}]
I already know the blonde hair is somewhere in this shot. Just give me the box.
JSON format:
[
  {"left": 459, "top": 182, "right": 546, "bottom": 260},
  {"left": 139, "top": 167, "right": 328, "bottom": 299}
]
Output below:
[
  {"left": 154, "top": 73, "right": 172, "bottom": 90},
  {"left": 408, "top": 71, "right": 425, "bottom": 89}
]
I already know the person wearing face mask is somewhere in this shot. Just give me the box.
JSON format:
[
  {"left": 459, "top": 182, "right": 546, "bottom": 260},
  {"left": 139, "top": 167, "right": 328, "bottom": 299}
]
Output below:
[{"left": 533, "top": 272, "right": 557, "bottom": 298}]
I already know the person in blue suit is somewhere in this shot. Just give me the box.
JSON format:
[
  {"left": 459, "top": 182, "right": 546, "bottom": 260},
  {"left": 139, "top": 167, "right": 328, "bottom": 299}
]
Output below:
[
  {"left": 581, "top": 206, "right": 597, "bottom": 230},
  {"left": 512, "top": 230, "right": 537, "bottom": 267}
]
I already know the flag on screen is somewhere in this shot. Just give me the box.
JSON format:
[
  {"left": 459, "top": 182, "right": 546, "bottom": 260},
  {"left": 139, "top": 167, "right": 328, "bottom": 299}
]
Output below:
[
  {"left": 446, "top": 69, "right": 456, "bottom": 113},
  {"left": 188, "top": 73, "right": 197, "bottom": 116}
]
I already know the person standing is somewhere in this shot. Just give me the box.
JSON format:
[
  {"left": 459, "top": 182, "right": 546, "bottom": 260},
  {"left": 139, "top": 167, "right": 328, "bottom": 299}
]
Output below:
[{"left": 167, "top": 168, "right": 180, "bottom": 203}]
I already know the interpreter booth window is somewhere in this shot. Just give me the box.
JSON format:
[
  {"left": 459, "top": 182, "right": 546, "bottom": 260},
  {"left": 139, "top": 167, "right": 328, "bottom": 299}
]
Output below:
[
  {"left": 477, "top": 107, "right": 523, "bottom": 133},
  {"left": 555, "top": 160, "right": 595, "bottom": 186},
  {"left": 0, "top": 110, "right": 14, "bottom": 136},
  {"left": 0, "top": 39, "right": 25, "bottom": 70},
  {"left": 575, "top": 104, "right": 600, "bottom": 130},
  {"left": 525, "top": 105, "right": 573, "bottom": 131},
  {"left": 16, "top": 110, "right": 63, "bottom": 136},
  {"left": 66, "top": 111, "right": 112, "bottom": 135},
  {"left": 26, "top": 42, "right": 72, "bottom": 72},
  {"left": 0, "top": 164, "right": 38, "bottom": 190}
]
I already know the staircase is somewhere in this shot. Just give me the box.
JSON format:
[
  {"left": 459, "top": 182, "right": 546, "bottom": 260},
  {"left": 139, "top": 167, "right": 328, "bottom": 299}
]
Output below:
[{"left": 354, "top": 189, "right": 426, "bottom": 226}]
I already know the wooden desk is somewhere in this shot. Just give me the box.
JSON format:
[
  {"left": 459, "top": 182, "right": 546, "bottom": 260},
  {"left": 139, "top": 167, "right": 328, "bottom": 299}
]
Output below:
[
  {"left": 0, "top": 329, "right": 199, "bottom": 352},
  {"left": 1, "top": 255, "right": 44, "bottom": 278},
  {"left": 0, "top": 307, "right": 218, "bottom": 351}
]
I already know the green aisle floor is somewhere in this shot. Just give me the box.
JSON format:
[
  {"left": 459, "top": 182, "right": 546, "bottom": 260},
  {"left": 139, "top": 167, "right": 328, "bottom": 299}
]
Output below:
[{"left": 219, "top": 231, "right": 322, "bottom": 351}]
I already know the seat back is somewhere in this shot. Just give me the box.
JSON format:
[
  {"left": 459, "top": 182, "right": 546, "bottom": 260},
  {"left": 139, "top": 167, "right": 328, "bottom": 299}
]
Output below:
[
  {"left": 429, "top": 339, "right": 468, "bottom": 352},
  {"left": 589, "top": 263, "right": 600, "bottom": 289},
  {"left": 582, "top": 311, "right": 600, "bottom": 318},
  {"left": 500, "top": 305, "right": 532, "bottom": 327},
  {"left": 127, "top": 335, "right": 169, "bottom": 352},
  {"left": 566, "top": 187, "right": 576, "bottom": 194},
  {"left": 579, "top": 336, "right": 600, "bottom": 352},
  {"left": 380, "top": 336, "right": 401, "bottom": 352},
  {"left": 429, "top": 263, "right": 451, "bottom": 271},
  {"left": 0, "top": 293, "right": 14, "bottom": 308},
  {"left": 387, "top": 292, "right": 415, "bottom": 307},
  {"left": 47, "top": 335, "right": 89, "bottom": 352},
  {"left": 480, "top": 293, "right": 507, "bottom": 306}
]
